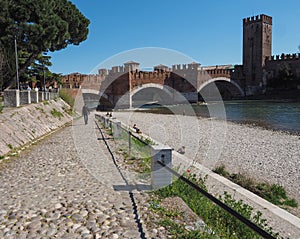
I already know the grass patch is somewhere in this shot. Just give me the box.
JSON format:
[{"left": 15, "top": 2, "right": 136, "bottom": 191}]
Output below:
[
  {"left": 50, "top": 108, "right": 63, "bottom": 120},
  {"left": 121, "top": 131, "right": 152, "bottom": 174},
  {"left": 7, "top": 144, "right": 13, "bottom": 150},
  {"left": 58, "top": 88, "right": 75, "bottom": 108},
  {"left": 35, "top": 106, "right": 45, "bottom": 114},
  {"left": 213, "top": 165, "right": 298, "bottom": 208},
  {"left": 152, "top": 173, "right": 279, "bottom": 238},
  {"left": 101, "top": 120, "right": 152, "bottom": 174},
  {"left": 62, "top": 106, "right": 73, "bottom": 116},
  {"left": 0, "top": 96, "right": 3, "bottom": 113}
]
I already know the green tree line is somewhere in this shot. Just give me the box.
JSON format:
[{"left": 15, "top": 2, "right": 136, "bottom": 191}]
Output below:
[{"left": 0, "top": 0, "right": 90, "bottom": 90}]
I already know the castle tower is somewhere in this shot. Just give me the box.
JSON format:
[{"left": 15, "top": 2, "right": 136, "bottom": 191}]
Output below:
[
  {"left": 243, "top": 14, "right": 272, "bottom": 88},
  {"left": 124, "top": 61, "right": 140, "bottom": 72}
]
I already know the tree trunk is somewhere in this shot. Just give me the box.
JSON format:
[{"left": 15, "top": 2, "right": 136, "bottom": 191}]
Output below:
[{"left": 7, "top": 52, "right": 38, "bottom": 89}]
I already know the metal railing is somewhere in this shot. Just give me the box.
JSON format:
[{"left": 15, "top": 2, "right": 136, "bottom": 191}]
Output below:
[{"left": 96, "top": 114, "right": 153, "bottom": 170}]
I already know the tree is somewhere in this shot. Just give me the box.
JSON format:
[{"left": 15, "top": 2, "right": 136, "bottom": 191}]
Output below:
[
  {"left": 18, "top": 52, "right": 52, "bottom": 88},
  {"left": 267, "top": 62, "right": 295, "bottom": 89},
  {"left": 0, "top": 0, "right": 90, "bottom": 89}
]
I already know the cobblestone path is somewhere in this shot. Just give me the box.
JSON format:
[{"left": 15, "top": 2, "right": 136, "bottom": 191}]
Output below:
[{"left": 0, "top": 113, "right": 144, "bottom": 239}]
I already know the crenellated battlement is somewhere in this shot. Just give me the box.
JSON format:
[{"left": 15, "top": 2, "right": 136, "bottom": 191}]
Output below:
[
  {"left": 204, "top": 68, "right": 233, "bottom": 76},
  {"left": 130, "top": 70, "right": 170, "bottom": 80},
  {"left": 108, "top": 65, "right": 127, "bottom": 74},
  {"left": 172, "top": 62, "right": 200, "bottom": 71},
  {"left": 243, "top": 14, "right": 272, "bottom": 25},
  {"left": 266, "top": 53, "right": 300, "bottom": 62}
]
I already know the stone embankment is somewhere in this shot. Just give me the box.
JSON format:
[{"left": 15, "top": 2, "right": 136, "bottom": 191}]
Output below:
[{"left": 0, "top": 99, "right": 72, "bottom": 156}]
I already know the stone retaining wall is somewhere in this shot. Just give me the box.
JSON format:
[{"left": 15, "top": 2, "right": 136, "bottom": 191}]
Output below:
[{"left": 0, "top": 98, "right": 72, "bottom": 156}]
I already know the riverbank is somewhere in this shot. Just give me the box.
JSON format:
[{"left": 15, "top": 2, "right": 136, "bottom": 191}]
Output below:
[
  {"left": 112, "top": 111, "right": 300, "bottom": 211},
  {"left": 0, "top": 99, "right": 73, "bottom": 156}
]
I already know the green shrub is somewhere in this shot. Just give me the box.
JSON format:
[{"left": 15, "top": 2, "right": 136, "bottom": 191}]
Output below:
[{"left": 58, "top": 88, "right": 75, "bottom": 108}]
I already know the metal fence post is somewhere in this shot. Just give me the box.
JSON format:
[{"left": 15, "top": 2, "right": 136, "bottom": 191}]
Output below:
[
  {"left": 36, "top": 90, "right": 39, "bottom": 103},
  {"left": 112, "top": 120, "right": 121, "bottom": 139},
  {"left": 105, "top": 117, "right": 110, "bottom": 128},
  {"left": 128, "top": 131, "right": 132, "bottom": 158},
  {"left": 28, "top": 91, "right": 31, "bottom": 104},
  {"left": 151, "top": 145, "right": 172, "bottom": 190}
]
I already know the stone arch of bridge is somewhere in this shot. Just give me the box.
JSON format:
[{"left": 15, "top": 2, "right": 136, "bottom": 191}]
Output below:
[
  {"left": 81, "top": 88, "right": 113, "bottom": 110},
  {"left": 81, "top": 88, "right": 109, "bottom": 100},
  {"left": 130, "top": 83, "right": 174, "bottom": 100},
  {"left": 198, "top": 77, "right": 244, "bottom": 96}
]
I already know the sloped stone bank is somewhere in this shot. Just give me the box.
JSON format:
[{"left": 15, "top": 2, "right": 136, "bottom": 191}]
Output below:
[{"left": 0, "top": 99, "right": 72, "bottom": 156}]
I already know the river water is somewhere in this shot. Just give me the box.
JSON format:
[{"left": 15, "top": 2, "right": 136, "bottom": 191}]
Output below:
[{"left": 136, "top": 101, "right": 300, "bottom": 134}]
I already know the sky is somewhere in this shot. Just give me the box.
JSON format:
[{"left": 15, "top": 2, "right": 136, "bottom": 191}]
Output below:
[{"left": 48, "top": 0, "right": 300, "bottom": 75}]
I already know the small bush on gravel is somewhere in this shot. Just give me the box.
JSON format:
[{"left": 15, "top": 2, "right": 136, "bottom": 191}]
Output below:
[{"left": 213, "top": 165, "right": 298, "bottom": 208}]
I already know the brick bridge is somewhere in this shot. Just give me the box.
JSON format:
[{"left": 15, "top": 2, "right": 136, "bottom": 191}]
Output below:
[{"left": 67, "top": 61, "right": 245, "bottom": 109}]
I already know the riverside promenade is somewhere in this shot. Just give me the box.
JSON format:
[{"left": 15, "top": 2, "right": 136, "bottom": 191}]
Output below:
[{"left": 0, "top": 112, "right": 144, "bottom": 239}]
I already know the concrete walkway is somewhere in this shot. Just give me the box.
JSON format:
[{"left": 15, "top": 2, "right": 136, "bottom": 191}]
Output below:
[{"left": 0, "top": 112, "right": 144, "bottom": 239}]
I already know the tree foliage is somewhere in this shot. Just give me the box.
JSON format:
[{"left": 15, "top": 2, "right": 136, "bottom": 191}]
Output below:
[
  {"left": 267, "top": 62, "right": 300, "bottom": 89},
  {"left": 0, "top": 0, "right": 90, "bottom": 89}
]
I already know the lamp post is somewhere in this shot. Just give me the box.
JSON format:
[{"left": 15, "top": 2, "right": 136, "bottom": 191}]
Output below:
[
  {"left": 43, "top": 64, "right": 46, "bottom": 92},
  {"left": 14, "top": 35, "right": 19, "bottom": 90}
]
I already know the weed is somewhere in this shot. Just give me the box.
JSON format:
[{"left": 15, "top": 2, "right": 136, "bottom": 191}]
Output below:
[
  {"left": 43, "top": 101, "right": 49, "bottom": 105},
  {"left": 213, "top": 165, "right": 230, "bottom": 178},
  {"left": 213, "top": 165, "right": 298, "bottom": 208},
  {"left": 50, "top": 109, "right": 63, "bottom": 120},
  {"left": 35, "top": 106, "right": 45, "bottom": 114},
  {"left": 62, "top": 106, "right": 73, "bottom": 116},
  {"left": 7, "top": 144, "right": 13, "bottom": 149}
]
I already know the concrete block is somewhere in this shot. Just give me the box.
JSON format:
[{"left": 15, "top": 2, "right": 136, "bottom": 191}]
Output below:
[{"left": 151, "top": 145, "right": 173, "bottom": 190}]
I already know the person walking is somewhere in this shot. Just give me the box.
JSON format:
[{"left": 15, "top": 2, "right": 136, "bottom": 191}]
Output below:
[{"left": 82, "top": 104, "right": 90, "bottom": 125}]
